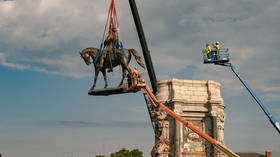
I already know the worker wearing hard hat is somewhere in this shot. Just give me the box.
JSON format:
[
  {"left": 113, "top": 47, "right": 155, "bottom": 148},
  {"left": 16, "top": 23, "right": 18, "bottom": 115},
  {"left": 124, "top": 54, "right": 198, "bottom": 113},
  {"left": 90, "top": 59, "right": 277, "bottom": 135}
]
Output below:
[
  {"left": 214, "top": 41, "right": 220, "bottom": 51},
  {"left": 203, "top": 43, "right": 212, "bottom": 60},
  {"left": 213, "top": 41, "right": 221, "bottom": 60}
]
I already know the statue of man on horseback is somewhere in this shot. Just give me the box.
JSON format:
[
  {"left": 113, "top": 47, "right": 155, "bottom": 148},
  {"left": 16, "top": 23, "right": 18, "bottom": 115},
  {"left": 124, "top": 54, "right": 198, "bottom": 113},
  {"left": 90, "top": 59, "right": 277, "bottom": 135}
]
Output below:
[
  {"left": 79, "top": 0, "right": 145, "bottom": 90},
  {"left": 80, "top": 47, "right": 145, "bottom": 90}
]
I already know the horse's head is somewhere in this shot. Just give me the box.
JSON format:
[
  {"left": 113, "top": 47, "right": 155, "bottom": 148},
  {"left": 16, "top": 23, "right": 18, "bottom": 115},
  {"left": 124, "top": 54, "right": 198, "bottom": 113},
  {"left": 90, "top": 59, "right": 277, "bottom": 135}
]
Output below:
[{"left": 80, "top": 51, "right": 92, "bottom": 66}]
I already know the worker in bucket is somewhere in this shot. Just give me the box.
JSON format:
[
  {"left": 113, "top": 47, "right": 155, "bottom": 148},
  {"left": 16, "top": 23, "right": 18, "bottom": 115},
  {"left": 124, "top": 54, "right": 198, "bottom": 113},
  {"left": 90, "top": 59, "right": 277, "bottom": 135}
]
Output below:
[
  {"left": 213, "top": 41, "right": 221, "bottom": 60},
  {"left": 203, "top": 43, "right": 212, "bottom": 60}
]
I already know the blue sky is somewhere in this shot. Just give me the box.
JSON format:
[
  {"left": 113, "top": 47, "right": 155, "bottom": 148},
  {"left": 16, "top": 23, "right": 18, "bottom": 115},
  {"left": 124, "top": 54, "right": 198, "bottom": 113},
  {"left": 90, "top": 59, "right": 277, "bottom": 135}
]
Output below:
[{"left": 0, "top": 0, "right": 280, "bottom": 156}]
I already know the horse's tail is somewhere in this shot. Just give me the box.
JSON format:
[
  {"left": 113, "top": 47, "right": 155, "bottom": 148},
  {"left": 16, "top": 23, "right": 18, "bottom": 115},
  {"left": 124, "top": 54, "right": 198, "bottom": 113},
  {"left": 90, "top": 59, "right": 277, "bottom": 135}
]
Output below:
[{"left": 129, "top": 49, "right": 146, "bottom": 69}]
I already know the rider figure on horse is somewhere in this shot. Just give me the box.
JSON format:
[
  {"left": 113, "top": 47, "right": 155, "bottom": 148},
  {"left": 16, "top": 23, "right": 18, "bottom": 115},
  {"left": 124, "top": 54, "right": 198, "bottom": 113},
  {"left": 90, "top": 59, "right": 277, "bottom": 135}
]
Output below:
[{"left": 97, "top": 26, "right": 120, "bottom": 72}]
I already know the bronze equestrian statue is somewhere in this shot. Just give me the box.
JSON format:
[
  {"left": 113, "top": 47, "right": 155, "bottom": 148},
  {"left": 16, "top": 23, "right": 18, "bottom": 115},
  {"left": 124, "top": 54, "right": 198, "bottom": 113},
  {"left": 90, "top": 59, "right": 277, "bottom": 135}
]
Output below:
[{"left": 80, "top": 47, "right": 145, "bottom": 90}]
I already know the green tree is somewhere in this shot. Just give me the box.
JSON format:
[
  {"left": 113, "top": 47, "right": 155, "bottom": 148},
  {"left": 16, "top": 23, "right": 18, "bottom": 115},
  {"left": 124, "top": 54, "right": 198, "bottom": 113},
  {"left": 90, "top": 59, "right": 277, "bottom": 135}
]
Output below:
[
  {"left": 110, "top": 148, "right": 143, "bottom": 157},
  {"left": 130, "top": 149, "right": 143, "bottom": 157},
  {"left": 95, "top": 155, "right": 108, "bottom": 157}
]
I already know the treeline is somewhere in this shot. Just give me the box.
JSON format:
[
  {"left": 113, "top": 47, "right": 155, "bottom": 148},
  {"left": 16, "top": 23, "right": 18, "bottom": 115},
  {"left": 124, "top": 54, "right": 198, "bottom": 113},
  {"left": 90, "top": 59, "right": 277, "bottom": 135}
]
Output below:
[
  {"left": 0, "top": 148, "right": 143, "bottom": 157},
  {"left": 96, "top": 148, "right": 143, "bottom": 157}
]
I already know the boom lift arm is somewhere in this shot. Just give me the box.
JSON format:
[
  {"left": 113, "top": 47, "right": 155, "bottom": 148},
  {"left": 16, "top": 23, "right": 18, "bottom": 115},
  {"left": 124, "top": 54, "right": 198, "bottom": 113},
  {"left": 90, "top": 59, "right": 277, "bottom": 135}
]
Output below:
[
  {"left": 125, "top": 69, "right": 240, "bottom": 157},
  {"left": 218, "top": 63, "right": 280, "bottom": 134}
]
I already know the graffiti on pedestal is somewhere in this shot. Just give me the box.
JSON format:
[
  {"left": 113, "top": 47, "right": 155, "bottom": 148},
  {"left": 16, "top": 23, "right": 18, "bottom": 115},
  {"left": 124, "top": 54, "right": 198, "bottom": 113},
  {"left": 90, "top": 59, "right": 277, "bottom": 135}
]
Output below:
[{"left": 182, "top": 121, "right": 206, "bottom": 157}]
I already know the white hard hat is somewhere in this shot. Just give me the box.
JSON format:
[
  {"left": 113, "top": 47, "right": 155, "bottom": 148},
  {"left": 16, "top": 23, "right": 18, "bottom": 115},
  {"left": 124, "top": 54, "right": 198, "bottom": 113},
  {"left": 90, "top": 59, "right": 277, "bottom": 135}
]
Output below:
[{"left": 216, "top": 41, "right": 219, "bottom": 44}]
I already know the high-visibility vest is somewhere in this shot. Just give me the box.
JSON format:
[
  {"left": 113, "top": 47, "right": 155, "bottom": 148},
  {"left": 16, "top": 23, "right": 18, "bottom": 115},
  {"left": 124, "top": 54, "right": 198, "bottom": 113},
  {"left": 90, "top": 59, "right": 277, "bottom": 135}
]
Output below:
[
  {"left": 204, "top": 46, "right": 211, "bottom": 54},
  {"left": 215, "top": 44, "right": 220, "bottom": 51}
]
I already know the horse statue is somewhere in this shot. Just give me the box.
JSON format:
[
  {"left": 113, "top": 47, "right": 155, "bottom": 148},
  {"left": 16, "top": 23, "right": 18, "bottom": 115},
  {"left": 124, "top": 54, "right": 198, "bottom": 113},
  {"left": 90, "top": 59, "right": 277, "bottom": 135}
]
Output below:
[{"left": 80, "top": 47, "right": 145, "bottom": 90}]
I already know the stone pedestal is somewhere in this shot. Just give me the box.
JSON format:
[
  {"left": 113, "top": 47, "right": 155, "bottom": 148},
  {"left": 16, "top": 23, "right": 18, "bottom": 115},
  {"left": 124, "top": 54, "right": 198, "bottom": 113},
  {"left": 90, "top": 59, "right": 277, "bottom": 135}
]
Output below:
[{"left": 155, "top": 79, "right": 227, "bottom": 157}]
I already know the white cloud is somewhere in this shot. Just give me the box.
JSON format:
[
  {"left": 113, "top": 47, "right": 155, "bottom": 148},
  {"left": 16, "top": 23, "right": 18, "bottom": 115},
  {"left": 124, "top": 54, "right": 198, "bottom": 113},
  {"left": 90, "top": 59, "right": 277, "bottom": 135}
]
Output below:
[
  {"left": 0, "top": 52, "right": 91, "bottom": 77},
  {"left": 38, "top": 0, "right": 63, "bottom": 13},
  {"left": 0, "top": 1, "right": 15, "bottom": 12},
  {"left": 32, "top": 54, "right": 92, "bottom": 78},
  {"left": 0, "top": 52, "right": 30, "bottom": 70}
]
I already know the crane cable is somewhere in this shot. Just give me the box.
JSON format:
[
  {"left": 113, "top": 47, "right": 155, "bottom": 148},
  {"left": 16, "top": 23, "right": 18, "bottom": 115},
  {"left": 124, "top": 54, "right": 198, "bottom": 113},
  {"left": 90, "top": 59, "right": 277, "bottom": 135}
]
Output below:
[
  {"left": 95, "top": 0, "right": 129, "bottom": 65},
  {"left": 101, "top": 0, "right": 119, "bottom": 43}
]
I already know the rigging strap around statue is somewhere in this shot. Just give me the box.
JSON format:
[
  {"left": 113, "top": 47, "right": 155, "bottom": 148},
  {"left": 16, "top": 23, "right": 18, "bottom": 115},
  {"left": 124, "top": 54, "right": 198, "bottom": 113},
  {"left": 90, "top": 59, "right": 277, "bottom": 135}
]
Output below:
[
  {"left": 94, "top": 43, "right": 104, "bottom": 65},
  {"left": 94, "top": 0, "right": 128, "bottom": 66}
]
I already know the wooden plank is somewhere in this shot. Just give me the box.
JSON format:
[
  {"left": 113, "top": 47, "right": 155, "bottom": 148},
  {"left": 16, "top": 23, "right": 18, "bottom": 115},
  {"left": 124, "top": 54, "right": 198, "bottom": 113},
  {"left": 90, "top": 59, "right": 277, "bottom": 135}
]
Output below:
[
  {"left": 88, "top": 86, "right": 126, "bottom": 96},
  {"left": 204, "top": 59, "right": 229, "bottom": 64}
]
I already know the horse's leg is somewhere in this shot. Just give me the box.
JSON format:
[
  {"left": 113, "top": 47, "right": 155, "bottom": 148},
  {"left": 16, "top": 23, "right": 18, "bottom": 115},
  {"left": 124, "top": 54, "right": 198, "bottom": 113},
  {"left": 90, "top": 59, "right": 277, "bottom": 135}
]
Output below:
[
  {"left": 119, "top": 54, "right": 131, "bottom": 74},
  {"left": 118, "top": 65, "right": 126, "bottom": 87},
  {"left": 91, "top": 67, "right": 100, "bottom": 90},
  {"left": 116, "top": 54, "right": 130, "bottom": 87},
  {"left": 101, "top": 68, "right": 108, "bottom": 88}
]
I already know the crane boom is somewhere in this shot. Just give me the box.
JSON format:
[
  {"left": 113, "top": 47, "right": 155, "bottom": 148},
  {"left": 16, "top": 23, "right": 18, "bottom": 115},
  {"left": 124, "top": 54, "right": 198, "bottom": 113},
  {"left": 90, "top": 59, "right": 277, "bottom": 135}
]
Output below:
[
  {"left": 124, "top": 69, "right": 240, "bottom": 157},
  {"left": 128, "top": 0, "right": 158, "bottom": 94},
  {"left": 139, "top": 84, "right": 239, "bottom": 157}
]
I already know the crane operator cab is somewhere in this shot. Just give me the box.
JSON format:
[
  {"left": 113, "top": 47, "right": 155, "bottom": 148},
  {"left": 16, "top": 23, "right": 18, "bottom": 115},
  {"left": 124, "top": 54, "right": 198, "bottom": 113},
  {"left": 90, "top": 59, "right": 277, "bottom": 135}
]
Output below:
[{"left": 202, "top": 42, "right": 229, "bottom": 64}]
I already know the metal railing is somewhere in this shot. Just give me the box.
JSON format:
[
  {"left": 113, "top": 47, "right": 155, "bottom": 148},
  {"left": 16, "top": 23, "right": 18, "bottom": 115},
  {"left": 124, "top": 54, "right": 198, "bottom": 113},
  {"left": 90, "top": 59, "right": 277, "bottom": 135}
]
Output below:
[{"left": 203, "top": 48, "right": 229, "bottom": 63}]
